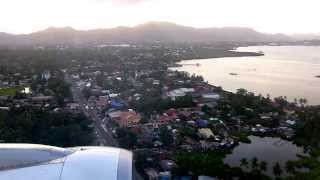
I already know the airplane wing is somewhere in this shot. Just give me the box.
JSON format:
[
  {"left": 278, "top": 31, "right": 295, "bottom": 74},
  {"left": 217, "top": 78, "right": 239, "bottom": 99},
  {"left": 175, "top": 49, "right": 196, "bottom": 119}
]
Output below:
[{"left": 0, "top": 144, "right": 132, "bottom": 180}]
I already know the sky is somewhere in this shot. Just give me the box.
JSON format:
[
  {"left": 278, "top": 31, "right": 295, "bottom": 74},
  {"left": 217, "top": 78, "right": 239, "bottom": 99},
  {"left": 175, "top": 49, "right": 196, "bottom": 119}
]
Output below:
[{"left": 0, "top": 0, "right": 319, "bottom": 34}]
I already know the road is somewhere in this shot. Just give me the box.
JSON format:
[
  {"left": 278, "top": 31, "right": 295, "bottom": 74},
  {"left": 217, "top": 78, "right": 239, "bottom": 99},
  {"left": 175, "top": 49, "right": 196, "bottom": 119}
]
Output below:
[
  {"left": 66, "top": 75, "right": 143, "bottom": 180},
  {"left": 66, "top": 75, "right": 118, "bottom": 147}
]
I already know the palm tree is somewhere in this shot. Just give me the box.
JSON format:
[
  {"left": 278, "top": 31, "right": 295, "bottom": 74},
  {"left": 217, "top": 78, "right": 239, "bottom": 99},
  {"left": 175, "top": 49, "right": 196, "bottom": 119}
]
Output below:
[
  {"left": 259, "top": 160, "right": 267, "bottom": 172},
  {"left": 273, "top": 162, "right": 283, "bottom": 177},
  {"left": 267, "top": 94, "right": 270, "bottom": 99},
  {"left": 303, "top": 98, "right": 308, "bottom": 105},
  {"left": 299, "top": 98, "right": 303, "bottom": 106},
  {"left": 237, "top": 88, "right": 248, "bottom": 96},
  {"left": 251, "top": 157, "right": 259, "bottom": 170},
  {"left": 240, "top": 158, "right": 249, "bottom": 168},
  {"left": 294, "top": 98, "right": 297, "bottom": 104},
  {"left": 299, "top": 98, "right": 308, "bottom": 106}
]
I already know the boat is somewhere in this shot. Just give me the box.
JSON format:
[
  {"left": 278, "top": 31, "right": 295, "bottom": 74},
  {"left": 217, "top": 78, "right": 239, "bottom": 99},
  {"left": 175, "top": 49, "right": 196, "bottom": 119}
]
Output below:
[
  {"left": 180, "top": 63, "right": 201, "bottom": 66},
  {"left": 229, "top": 73, "right": 238, "bottom": 76},
  {"left": 257, "top": 51, "right": 265, "bottom": 55}
]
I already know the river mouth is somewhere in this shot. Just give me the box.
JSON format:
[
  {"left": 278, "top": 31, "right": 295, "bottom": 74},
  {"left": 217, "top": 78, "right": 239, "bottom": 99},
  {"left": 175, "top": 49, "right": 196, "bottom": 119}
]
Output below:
[{"left": 224, "top": 136, "right": 305, "bottom": 177}]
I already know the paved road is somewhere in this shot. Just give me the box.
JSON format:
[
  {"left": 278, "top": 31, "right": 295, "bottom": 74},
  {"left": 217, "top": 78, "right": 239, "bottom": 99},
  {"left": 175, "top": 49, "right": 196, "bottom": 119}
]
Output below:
[
  {"left": 66, "top": 75, "right": 118, "bottom": 147},
  {"left": 66, "top": 75, "right": 143, "bottom": 180}
]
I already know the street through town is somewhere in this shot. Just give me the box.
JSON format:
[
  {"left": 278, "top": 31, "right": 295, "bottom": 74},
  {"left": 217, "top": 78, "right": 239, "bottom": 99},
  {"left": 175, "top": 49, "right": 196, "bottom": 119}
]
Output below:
[{"left": 66, "top": 74, "right": 118, "bottom": 147}]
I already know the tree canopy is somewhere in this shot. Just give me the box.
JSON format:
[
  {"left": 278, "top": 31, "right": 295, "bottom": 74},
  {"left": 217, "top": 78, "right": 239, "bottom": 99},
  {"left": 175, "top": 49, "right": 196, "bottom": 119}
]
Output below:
[{"left": 0, "top": 107, "right": 93, "bottom": 147}]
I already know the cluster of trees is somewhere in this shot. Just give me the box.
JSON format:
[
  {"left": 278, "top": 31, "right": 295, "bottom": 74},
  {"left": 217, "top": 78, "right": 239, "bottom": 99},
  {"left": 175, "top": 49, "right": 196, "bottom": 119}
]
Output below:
[
  {"left": 240, "top": 157, "right": 284, "bottom": 178},
  {"left": 179, "top": 47, "right": 263, "bottom": 60},
  {"left": 134, "top": 150, "right": 160, "bottom": 179},
  {"left": 0, "top": 106, "right": 93, "bottom": 147},
  {"left": 295, "top": 106, "right": 320, "bottom": 147},
  {"left": 0, "top": 49, "right": 74, "bottom": 104},
  {"left": 284, "top": 106, "right": 320, "bottom": 179},
  {"left": 215, "top": 89, "right": 284, "bottom": 126},
  {"left": 285, "top": 156, "right": 320, "bottom": 180},
  {"left": 173, "top": 151, "right": 230, "bottom": 178},
  {"left": 135, "top": 95, "right": 195, "bottom": 115},
  {"left": 159, "top": 126, "right": 174, "bottom": 146},
  {"left": 30, "top": 70, "right": 72, "bottom": 105},
  {"left": 0, "top": 49, "right": 69, "bottom": 77},
  {"left": 231, "top": 89, "right": 280, "bottom": 114},
  {"left": 116, "top": 127, "right": 137, "bottom": 149},
  {"left": 47, "top": 76, "right": 72, "bottom": 104},
  {"left": 173, "top": 151, "right": 271, "bottom": 180},
  {"left": 174, "top": 152, "right": 292, "bottom": 179}
]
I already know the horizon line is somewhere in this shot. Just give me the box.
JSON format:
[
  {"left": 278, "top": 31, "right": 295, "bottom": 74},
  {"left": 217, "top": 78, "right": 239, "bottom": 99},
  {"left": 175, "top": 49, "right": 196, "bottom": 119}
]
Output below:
[{"left": 0, "top": 21, "right": 315, "bottom": 36}]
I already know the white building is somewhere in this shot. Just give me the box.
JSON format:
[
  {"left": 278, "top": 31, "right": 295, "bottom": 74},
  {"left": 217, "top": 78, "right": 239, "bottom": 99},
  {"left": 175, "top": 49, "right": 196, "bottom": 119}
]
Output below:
[
  {"left": 201, "top": 93, "right": 220, "bottom": 100},
  {"left": 167, "top": 88, "right": 195, "bottom": 101},
  {"left": 198, "top": 128, "right": 215, "bottom": 139}
]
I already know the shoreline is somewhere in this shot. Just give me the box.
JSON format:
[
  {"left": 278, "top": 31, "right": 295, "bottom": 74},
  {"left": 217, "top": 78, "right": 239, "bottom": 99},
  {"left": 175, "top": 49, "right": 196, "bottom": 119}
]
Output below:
[
  {"left": 170, "top": 46, "right": 320, "bottom": 106},
  {"left": 174, "top": 48, "right": 264, "bottom": 62},
  {"left": 169, "top": 47, "right": 264, "bottom": 98}
]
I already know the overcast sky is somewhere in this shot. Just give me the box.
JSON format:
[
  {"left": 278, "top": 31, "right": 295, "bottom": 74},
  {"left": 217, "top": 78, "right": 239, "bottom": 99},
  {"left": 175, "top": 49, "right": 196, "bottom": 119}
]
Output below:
[{"left": 0, "top": 0, "right": 319, "bottom": 34}]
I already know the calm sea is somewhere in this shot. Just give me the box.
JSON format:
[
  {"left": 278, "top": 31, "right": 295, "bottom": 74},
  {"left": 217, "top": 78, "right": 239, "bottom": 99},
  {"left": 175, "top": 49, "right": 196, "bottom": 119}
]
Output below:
[{"left": 173, "top": 46, "right": 320, "bottom": 105}]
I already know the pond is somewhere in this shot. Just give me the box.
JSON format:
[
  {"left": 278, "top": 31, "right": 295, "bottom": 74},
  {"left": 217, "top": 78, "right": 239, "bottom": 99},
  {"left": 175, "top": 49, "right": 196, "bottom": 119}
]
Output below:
[{"left": 224, "top": 136, "right": 305, "bottom": 177}]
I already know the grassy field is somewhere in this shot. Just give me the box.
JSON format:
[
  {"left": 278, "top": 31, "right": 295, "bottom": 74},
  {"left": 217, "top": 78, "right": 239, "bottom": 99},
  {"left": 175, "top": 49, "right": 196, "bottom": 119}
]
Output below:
[{"left": 0, "top": 87, "right": 22, "bottom": 96}]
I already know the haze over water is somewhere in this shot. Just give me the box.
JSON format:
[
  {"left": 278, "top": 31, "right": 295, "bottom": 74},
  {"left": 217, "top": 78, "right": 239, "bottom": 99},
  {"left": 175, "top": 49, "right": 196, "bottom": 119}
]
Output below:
[{"left": 174, "top": 46, "right": 320, "bottom": 105}]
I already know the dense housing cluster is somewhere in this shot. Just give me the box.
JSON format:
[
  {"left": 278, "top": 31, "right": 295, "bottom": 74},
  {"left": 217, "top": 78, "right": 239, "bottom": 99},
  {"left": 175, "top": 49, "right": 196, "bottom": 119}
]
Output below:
[{"left": 0, "top": 44, "right": 319, "bottom": 180}]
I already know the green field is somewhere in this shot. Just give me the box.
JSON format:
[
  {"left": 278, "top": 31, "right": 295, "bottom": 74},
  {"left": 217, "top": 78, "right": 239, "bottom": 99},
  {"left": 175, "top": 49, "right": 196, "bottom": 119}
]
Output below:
[{"left": 0, "top": 87, "right": 22, "bottom": 96}]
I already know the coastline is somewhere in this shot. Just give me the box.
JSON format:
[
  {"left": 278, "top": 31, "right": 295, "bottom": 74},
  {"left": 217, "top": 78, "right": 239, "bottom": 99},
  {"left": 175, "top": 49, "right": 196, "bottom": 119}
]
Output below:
[
  {"left": 174, "top": 47, "right": 263, "bottom": 62},
  {"left": 169, "top": 47, "right": 264, "bottom": 96},
  {"left": 170, "top": 47, "right": 264, "bottom": 69},
  {"left": 171, "top": 45, "right": 320, "bottom": 106}
]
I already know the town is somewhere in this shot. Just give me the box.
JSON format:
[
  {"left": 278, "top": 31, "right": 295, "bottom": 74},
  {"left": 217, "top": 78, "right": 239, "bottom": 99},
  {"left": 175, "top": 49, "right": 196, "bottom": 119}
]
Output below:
[{"left": 0, "top": 44, "right": 319, "bottom": 180}]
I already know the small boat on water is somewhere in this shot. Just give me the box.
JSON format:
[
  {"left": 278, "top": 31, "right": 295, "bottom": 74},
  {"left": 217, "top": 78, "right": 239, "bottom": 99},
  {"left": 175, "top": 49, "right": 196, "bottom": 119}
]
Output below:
[
  {"left": 315, "top": 75, "right": 320, "bottom": 78},
  {"left": 229, "top": 73, "right": 239, "bottom": 76},
  {"left": 180, "top": 63, "right": 201, "bottom": 66},
  {"left": 257, "top": 51, "right": 265, "bottom": 55}
]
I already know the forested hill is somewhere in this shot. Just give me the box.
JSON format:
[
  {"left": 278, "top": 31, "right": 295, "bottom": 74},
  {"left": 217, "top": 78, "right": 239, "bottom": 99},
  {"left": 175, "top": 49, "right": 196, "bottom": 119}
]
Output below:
[{"left": 0, "top": 22, "right": 292, "bottom": 46}]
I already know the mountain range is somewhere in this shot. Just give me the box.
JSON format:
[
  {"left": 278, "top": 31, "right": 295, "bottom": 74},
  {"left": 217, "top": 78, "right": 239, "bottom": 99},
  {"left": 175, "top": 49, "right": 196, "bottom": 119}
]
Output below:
[
  {"left": 291, "top": 33, "right": 320, "bottom": 40},
  {"left": 0, "top": 22, "right": 311, "bottom": 46}
]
